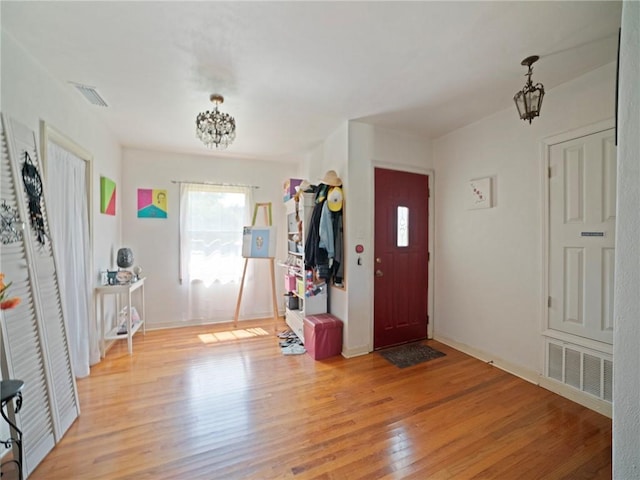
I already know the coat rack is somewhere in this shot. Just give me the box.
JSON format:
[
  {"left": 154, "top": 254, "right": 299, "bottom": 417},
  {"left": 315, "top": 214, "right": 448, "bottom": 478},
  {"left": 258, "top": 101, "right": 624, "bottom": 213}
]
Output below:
[{"left": 233, "top": 202, "right": 279, "bottom": 330}]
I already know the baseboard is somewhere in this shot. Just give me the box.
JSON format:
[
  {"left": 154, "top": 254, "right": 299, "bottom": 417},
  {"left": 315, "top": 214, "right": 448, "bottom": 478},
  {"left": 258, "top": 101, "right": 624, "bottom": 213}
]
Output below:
[
  {"left": 434, "top": 335, "right": 539, "bottom": 384},
  {"left": 341, "top": 345, "right": 370, "bottom": 358},
  {"left": 434, "top": 334, "right": 612, "bottom": 418},
  {"left": 146, "top": 316, "right": 285, "bottom": 331},
  {"left": 538, "top": 376, "right": 612, "bottom": 418}
]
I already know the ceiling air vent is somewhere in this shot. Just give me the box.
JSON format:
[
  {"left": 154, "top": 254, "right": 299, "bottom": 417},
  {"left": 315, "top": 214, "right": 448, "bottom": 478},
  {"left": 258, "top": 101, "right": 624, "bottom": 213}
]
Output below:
[{"left": 69, "top": 82, "right": 108, "bottom": 107}]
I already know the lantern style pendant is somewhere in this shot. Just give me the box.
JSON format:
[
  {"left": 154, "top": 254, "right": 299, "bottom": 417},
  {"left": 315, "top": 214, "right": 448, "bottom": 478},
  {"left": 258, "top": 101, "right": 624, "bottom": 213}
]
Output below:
[{"left": 514, "top": 55, "right": 545, "bottom": 124}]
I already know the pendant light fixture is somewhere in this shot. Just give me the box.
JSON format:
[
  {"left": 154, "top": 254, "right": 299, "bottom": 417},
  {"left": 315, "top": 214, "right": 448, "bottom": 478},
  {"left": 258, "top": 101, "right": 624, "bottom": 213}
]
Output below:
[
  {"left": 196, "top": 94, "right": 236, "bottom": 149},
  {"left": 513, "top": 55, "right": 545, "bottom": 124}
]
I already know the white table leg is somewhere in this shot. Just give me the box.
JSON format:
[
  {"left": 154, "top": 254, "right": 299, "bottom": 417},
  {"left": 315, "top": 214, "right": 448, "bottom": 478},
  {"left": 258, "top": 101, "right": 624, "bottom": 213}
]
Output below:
[
  {"left": 100, "top": 293, "right": 105, "bottom": 358},
  {"left": 127, "top": 289, "right": 133, "bottom": 354}
]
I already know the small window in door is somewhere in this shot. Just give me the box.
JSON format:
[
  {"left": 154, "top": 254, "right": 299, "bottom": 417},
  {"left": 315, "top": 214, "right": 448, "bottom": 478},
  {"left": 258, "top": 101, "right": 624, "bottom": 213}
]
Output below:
[{"left": 397, "top": 206, "right": 409, "bottom": 247}]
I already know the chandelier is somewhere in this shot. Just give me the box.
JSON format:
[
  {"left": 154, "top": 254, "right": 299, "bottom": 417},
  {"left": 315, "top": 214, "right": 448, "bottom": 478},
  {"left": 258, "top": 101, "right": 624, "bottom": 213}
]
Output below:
[
  {"left": 513, "top": 55, "right": 545, "bottom": 124},
  {"left": 196, "top": 94, "right": 236, "bottom": 149}
]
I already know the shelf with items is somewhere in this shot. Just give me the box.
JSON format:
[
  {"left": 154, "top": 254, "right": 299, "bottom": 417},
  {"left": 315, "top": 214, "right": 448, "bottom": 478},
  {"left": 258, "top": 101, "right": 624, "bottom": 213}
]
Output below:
[
  {"left": 284, "top": 285, "right": 327, "bottom": 341},
  {"left": 95, "top": 277, "right": 146, "bottom": 356},
  {"left": 281, "top": 191, "right": 327, "bottom": 340},
  {"left": 103, "top": 305, "right": 145, "bottom": 340}
]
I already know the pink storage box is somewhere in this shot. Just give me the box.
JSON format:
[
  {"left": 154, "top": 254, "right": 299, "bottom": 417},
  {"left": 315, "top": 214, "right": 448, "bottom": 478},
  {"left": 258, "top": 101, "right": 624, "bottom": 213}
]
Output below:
[
  {"left": 284, "top": 274, "right": 296, "bottom": 292},
  {"left": 303, "top": 314, "right": 343, "bottom": 360}
]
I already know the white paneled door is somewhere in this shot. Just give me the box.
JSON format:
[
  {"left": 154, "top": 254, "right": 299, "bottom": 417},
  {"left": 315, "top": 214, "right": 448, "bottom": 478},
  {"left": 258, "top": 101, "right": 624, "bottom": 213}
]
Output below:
[{"left": 549, "top": 128, "right": 616, "bottom": 344}]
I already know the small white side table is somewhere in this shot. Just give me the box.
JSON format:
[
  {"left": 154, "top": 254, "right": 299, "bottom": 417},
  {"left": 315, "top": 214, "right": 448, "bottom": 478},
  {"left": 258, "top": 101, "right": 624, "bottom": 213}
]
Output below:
[{"left": 95, "top": 277, "right": 146, "bottom": 356}]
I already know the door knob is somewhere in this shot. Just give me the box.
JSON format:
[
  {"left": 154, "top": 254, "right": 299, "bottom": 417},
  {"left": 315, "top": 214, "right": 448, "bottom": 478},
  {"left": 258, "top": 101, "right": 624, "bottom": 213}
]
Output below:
[{"left": 375, "top": 270, "right": 384, "bottom": 277}]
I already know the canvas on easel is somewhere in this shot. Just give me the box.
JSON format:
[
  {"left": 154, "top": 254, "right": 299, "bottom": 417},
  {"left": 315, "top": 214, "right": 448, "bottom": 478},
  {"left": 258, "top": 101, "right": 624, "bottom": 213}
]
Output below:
[
  {"left": 242, "top": 226, "right": 277, "bottom": 258},
  {"left": 234, "top": 203, "right": 279, "bottom": 328}
]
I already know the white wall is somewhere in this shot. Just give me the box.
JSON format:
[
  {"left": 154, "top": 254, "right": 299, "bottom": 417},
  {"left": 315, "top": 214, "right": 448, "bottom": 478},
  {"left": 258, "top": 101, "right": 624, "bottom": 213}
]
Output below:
[
  {"left": 300, "top": 122, "right": 433, "bottom": 356},
  {"left": 303, "top": 123, "right": 350, "bottom": 326},
  {"left": 345, "top": 122, "right": 433, "bottom": 356},
  {"left": 613, "top": 1, "right": 640, "bottom": 476},
  {"left": 1, "top": 31, "right": 122, "bottom": 284},
  {"left": 1, "top": 29, "right": 122, "bottom": 449},
  {"left": 120, "top": 148, "right": 297, "bottom": 328},
  {"left": 432, "top": 63, "right": 616, "bottom": 376},
  {"left": 1, "top": 30, "right": 122, "bottom": 348}
]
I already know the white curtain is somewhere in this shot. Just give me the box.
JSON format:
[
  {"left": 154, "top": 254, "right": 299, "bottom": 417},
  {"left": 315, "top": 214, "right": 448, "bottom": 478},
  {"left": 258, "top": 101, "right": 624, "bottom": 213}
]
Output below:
[
  {"left": 179, "top": 183, "right": 274, "bottom": 322},
  {"left": 46, "top": 141, "right": 97, "bottom": 377}
]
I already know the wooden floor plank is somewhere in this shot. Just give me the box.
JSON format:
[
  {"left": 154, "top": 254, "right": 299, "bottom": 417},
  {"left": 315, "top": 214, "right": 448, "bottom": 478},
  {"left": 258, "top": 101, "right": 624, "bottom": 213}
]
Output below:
[{"left": 25, "top": 320, "right": 611, "bottom": 480}]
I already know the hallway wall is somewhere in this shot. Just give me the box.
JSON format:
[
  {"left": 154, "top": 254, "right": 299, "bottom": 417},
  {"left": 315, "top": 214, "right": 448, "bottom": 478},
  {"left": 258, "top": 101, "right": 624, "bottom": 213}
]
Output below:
[{"left": 432, "top": 63, "right": 617, "bottom": 376}]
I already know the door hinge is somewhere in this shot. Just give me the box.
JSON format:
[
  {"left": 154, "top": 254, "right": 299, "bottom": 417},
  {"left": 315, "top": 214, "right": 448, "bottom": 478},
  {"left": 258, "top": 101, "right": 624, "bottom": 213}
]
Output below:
[
  {"left": 548, "top": 167, "right": 552, "bottom": 179},
  {"left": 428, "top": 252, "right": 430, "bottom": 262},
  {"left": 548, "top": 296, "right": 551, "bottom": 308}
]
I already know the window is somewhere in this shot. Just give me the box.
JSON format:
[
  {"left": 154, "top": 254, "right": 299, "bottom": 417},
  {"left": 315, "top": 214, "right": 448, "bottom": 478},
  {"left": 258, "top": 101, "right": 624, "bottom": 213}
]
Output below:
[
  {"left": 397, "top": 206, "right": 409, "bottom": 247},
  {"left": 180, "top": 183, "right": 252, "bottom": 287},
  {"left": 178, "top": 183, "right": 283, "bottom": 323}
]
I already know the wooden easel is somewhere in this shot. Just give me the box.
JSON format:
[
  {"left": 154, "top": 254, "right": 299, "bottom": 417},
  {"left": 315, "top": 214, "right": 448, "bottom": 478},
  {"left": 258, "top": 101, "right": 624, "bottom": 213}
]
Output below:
[{"left": 233, "top": 202, "right": 279, "bottom": 330}]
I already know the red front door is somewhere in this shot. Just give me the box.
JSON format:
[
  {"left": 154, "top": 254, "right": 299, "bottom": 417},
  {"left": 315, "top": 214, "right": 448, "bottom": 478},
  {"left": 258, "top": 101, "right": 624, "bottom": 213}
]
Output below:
[{"left": 374, "top": 168, "right": 429, "bottom": 349}]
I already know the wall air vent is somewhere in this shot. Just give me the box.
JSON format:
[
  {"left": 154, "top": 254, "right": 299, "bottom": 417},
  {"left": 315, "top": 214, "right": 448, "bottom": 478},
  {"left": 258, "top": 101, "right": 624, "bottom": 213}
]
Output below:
[
  {"left": 546, "top": 339, "right": 612, "bottom": 403},
  {"left": 69, "top": 82, "right": 108, "bottom": 107}
]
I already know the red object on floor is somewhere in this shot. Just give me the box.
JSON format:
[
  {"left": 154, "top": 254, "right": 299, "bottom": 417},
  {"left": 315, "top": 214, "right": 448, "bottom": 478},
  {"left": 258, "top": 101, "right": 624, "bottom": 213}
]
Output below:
[{"left": 303, "top": 314, "right": 343, "bottom": 360}]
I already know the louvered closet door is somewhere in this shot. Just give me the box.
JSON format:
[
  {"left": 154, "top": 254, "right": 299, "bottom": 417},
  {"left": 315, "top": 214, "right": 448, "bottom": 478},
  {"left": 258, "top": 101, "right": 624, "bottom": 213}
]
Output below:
[
  {"left": 1, "top": 131, "right": 56, "bottom": 476},
  {"left": 1, "top": 114, "right": 79, "bottom": 476}
]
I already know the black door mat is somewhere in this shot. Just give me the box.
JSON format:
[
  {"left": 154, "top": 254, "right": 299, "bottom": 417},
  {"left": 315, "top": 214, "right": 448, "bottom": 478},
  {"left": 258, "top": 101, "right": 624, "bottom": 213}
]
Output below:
[{"left": 378, "top": 342, "right": 445, "bottom": 368}]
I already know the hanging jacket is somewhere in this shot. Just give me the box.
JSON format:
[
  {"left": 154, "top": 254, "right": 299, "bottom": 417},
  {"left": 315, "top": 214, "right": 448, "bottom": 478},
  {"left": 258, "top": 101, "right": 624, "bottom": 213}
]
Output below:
[
  {"left": 304, "top": 199, "right": 325, "bottom": 269},
  {"left": 331, "top": 209, "right": 344, "bottom": 284},
  {"left": 319, "top": 201, "right": 335, "bottom": 259}
]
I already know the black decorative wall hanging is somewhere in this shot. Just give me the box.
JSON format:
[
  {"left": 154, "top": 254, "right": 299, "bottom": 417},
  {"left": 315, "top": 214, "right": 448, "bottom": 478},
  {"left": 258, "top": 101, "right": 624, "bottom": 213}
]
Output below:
[{"left": 21, "top": 151, "right": 47, "bottom": 245}]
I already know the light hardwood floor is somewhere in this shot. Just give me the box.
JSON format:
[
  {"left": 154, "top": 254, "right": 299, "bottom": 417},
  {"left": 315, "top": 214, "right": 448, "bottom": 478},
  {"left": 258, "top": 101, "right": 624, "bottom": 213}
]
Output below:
[{"left": 28, "top": 319, "right": 611, "bottom": 480}]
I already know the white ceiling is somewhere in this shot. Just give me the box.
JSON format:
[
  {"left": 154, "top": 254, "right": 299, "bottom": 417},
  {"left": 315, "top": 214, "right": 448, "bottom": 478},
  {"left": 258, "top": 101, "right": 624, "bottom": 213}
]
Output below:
[{"left": 2, "top": 1, "right": 622, "bottom": 162}]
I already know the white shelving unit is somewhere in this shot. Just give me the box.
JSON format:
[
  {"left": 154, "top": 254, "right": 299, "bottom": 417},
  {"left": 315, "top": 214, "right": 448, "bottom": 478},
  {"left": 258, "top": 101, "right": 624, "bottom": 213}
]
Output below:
[
  {"left": 282, "top": 192, "right": 327, "bottom": 340},
  {"left": 95, "top": 277, "right": 146, "bottom": 356}
]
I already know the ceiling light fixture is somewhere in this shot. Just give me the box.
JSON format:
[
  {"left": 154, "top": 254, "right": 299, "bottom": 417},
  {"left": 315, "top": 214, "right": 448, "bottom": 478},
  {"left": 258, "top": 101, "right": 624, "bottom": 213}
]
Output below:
[
  {"left": 196, "top": 94, "right": 236, "bottom": 149},
  {"left": 513, "top": 55, "right": 545, "bottom": 124}
]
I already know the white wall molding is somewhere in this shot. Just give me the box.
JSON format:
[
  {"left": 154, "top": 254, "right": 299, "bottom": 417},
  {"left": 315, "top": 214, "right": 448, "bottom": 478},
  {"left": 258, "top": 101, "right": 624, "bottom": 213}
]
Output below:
[
  {"left": 541, "top": 118, "right": 615, "bottom": 147},
  {"left": 341, "top": 345, "right": 370, "bottom": 358},
  {"left": 436, "top": 334, "right": 612, "bottom": 417},
  {"left": 434, "top": 335, "right": 538, "bottom": 385},
  {"left": 542, "top": 329, "right": 613, "bottom": 355},
  {"left": 539, "top": 376, "right": 612, "bottom": 418}
]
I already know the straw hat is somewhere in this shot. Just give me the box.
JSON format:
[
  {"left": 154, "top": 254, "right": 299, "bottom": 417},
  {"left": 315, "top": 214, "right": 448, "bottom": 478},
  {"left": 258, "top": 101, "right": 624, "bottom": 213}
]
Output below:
[{"left": 320, "top": 170, "right": 342, "bottom": 187}]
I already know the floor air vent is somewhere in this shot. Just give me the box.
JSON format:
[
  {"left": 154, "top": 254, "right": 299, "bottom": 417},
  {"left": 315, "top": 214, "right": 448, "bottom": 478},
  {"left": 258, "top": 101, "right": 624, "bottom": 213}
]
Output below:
[{"left": 546, "top": 339, "right": 612, "bottom": 403}]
